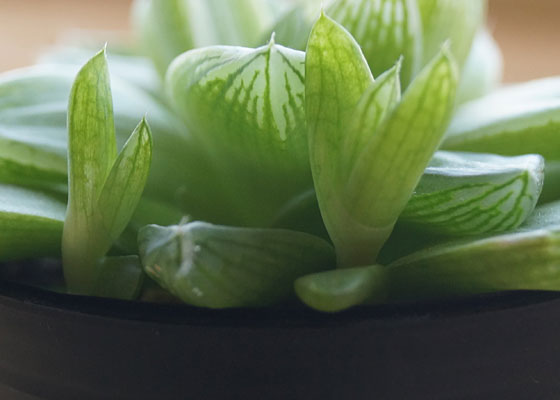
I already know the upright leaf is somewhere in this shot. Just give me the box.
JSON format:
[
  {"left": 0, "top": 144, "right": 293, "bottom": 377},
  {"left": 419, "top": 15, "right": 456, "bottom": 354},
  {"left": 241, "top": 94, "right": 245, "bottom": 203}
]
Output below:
[
  {"left": 63, "top": 49, "right": 117, "bottom": 292},
  {"left": 63, "top": 49, "right": 154, "bottom": 295},
  {"left": 418, "top": 0, "right": 486, "bottom": 68},
  {"left": 307, "top": 13, "right": 458, "bottom": 267},
  {"left": 98, "top": 118, "right": 153, "bottom": 245},
  {"left": 139, "top": 222, "right": 335, "bottom": 308},
  {"left": 456, "top": 29, "right": 503, "bottom": 104},
  {"left": 328, "top": 0, "right": 422, "bottom": 86}
]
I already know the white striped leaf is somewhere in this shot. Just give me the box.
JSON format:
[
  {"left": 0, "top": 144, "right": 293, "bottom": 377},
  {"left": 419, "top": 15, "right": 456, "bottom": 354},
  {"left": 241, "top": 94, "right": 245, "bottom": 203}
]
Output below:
[
  {"left": 328, "top": 0, "right": 422, "bottom": 86},
  {"left": 167, "top": 41, "right": 312, "bottom": 226},
  {"left": 306, "top": 14, "right": 458, "bottom": 267},
  {"left": 401, "top": 152, "right": 544, "bottom": 235}
]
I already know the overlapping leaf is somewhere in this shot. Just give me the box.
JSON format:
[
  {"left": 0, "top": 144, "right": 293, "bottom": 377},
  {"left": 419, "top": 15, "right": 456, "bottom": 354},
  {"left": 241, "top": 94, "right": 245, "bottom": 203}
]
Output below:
[{"left": 306, "top": 14, "right": 458, "bottom": 267}]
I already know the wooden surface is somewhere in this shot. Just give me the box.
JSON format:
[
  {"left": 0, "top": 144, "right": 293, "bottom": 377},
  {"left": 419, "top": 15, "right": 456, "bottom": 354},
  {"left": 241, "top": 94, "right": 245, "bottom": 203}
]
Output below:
[{"left": 0, "top": 0, "right": 559, "bottom": 82}]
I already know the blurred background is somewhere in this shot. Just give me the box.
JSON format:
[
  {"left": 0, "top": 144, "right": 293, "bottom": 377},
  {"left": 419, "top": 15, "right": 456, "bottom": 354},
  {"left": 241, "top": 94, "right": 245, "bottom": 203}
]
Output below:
[{"left": 0, "top": 0, "right": 558, "bottom": 83}]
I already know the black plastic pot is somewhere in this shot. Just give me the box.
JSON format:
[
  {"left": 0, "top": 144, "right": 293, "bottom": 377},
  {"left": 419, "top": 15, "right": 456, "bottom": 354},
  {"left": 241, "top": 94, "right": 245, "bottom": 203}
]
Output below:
[{"left": 1, "top": 279, "right": 560, "bottom": 400}]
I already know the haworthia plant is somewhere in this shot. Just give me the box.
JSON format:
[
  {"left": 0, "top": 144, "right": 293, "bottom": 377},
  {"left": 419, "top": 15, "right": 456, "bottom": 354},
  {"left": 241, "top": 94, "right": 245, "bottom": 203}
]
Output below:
[
  {"left": 133, "top": 0, "right": 278, "bottom": 76},
  {"left": 1, "top": 0, "right": 560, "bottom": 311},
  {"left": 306, "top": 13, "right": 458, "bottom": 267},
  {"left": 139, "top": 222, "right": 335, "bottom": 308},
  {"left": 167, "top": 39, "right": 311, "bottom": 226},
  {"left": 63, "top": 49, "right": 152, "bottom": 295},
  {"left": 400, "top": 152, "right": 544, "bottom": 235}
]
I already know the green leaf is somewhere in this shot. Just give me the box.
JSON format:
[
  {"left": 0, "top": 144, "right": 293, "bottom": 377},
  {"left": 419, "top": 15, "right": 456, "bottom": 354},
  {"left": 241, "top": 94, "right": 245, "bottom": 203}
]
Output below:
[
  {"left": 63, "top": 49, "right": 117, "bottom": 292},
  {"left": 98, "top": 118, "right": 153, "bottom": 245},
  {"left": 139, "top": 222, "right": 334, "bottom": 308},
  {"left": 386, "top": 227, "right": 560, "bottom": 303},
  {"left": 400, "top": 152, "right": 544, "bottom": 235},
  {"left": 139, "top": 222, "right": 335, "bottom": 308},
  {"left": 306, "top": 13, "right": 458, "bottom": 268},
  {"left": 295, "top": 265, "right": 387, "bottom": 312},
  {"left": 63, "top": 49, "right": 153, "bottom": 295},
  {"left": 298, "top": 201, "right": 560, "bottom": 311},
  {"left": 327, "top": 0, "right": 423, "bottom": 87},
  {"left": 133, "top": 0, "right": 276, "bottom": 75},
  {"left": 167, "top": 40, "right": 312, "bottom": 226},
  {"left": 66, "top": 48, "right": 117, "bottom": 216},
  {"left": 456, "top": 29, "right": 503, "bottom": 104},
  {"left": 0, "top": 184, "right": 65, "bottom": 260},
  {"left": 0, "top": 64, "right": 227, "bottom": 225},
  {"left": 540, "top": 161, "right": 560, "bottom": 204},
  {"left": 443, "top": 78, "right": 560, "bottom": 159},
  {"left": 418, "top": 0, "right": 486, "bottom": 68},
  {"left": 92, "top": 256, "right": 145, "bottom": 300}
]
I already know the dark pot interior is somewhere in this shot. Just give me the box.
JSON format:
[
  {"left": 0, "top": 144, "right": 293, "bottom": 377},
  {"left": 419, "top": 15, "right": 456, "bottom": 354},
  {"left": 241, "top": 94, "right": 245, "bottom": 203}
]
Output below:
[{"left": 1, "top": 278, "right": 560, "bottom": 400}]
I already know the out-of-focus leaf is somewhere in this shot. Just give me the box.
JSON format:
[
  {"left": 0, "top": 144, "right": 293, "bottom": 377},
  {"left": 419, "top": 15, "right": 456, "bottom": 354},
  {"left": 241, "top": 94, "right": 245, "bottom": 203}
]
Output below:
[
  {"left": 443, "top": 77, "right": 560, "bottom": 159},
  {"left": 139, "top": 222, "right": 335, "bottom": 308},
  {"left": 93, "top": 256, "right": 145, "bottom": 300},
  {"left": 133, "top": 0, "right": 277, "bottom": 75},
  {"left": 418, "top": 0, "right": 486, "bottom": 67},
  {"left": 0, "top": 184, "right": 65, "bottom": 260},
  {"left": 457, "top": 29, "right": 503, "bottom": 104}
]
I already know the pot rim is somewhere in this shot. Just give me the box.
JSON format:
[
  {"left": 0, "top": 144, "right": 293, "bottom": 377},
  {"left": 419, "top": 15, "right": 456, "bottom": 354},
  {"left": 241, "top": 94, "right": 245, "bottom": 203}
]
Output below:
[{"left": 1, "top": 279, "right": 560, "bottom": 329}]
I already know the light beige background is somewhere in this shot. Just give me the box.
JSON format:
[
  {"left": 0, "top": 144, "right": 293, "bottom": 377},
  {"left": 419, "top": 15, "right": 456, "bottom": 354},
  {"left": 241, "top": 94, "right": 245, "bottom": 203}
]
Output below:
[{"left": 0, "top": 0, "right": 559, "bottom": 82}]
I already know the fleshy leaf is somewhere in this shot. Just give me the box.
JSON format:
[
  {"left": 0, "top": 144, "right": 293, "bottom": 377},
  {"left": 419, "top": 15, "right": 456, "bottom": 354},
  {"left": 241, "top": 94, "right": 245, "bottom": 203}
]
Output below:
[
  {"left": 400, "top": 152, "right": 544, "bottom": 235},
  {"left": 0, "top": 64, "right": 227, "bottom": 225},
  {"left": 418, "top": 0, "right": 486, "bottom": 67},
  {"left": 63, "top": 49, "right": 118, "bottom": 292},
  {"left": 386, "top": 227, "right": 560, "bottom": 303},
  {"left": 443, "top": 77, "right": 560, "bottom": 159},
  {"left": 98, "top": 118, "right": 153, "bottom": 244},
  {"left": 167, "top": 41, "right": 312, "bottom": 225},
  {"left": 306, "top": 15, "right": 458, "bottom": 267},
  {"left": 133, "top": 0, "right": 276, "bottom": 75},
  {"left": 327, "top": 0, "right": 422, "bottom": 86},
  {"left": 138, "top": 222, "right": 335, "bottom": 308},
  {"left": 295, "top": 265, "right": 387, "bottom": 312},
  {"left": 0, "top": 184, "right": 65, "bottom": 261},
  {"left": 456, "top": 29, "right": 503, "bottom": 104},
  {"left": 63, "top": 50, "right": 153, "bottom": 295}
]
